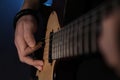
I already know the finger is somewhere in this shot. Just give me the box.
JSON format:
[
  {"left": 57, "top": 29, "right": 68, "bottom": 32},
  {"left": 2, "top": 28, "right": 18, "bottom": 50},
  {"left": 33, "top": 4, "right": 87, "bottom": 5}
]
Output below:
[
  {"left": 14, "top": 40, "right": 22, "bottom": 56},
  {"left": 24, "top": 24, "right": 36, "bottom": 48},
  {"left": 24, "top": 42, "right": 42, "bottom": 56},
  {"left": 21, "top": 56, "right": 44, "bottom": 67},
  {"left": 35, "top": 65, "right": 43, "bottom": 71},
  {"left": 15, "top": 24, "right": 27, "bottom": 54}
]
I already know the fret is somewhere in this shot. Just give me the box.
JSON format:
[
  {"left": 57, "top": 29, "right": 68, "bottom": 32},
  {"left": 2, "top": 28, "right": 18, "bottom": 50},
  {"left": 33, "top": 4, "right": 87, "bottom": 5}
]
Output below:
[
  {"left": 84, "top": 15, "right": 90, "bottom": 54},
  {"left": 71, "top": 24, "right": 75, "bottom": 56},
  {"left": 57, "top": 30, "right": 60, "bottom": 59},
  {"left": 59, "top": 30, "right": 62, "bottom": 59},
  {"left": 73, "top": 22, "right": 78, "bottom": 56},
  {"left": 54, "top": 32, "right": 57, "bottom": 59},
  {"left": 64, "top": 26, "right": 67, "bottom": 58},
  {"left": 61, "top": 29, "right": 64, "bottom": 58},
  {"left": 65, "top": 27, "right": 68, "bottom": 58},
  {"left": 78, "top": 18, "right": 83, "bottom": 55},
  {"left": 55, "top": 32, "right": 58, "bottom": 59},
  {"left": 82, "top": 20, "right": 85, "bottom": 54},
  {"left": 66, "top": 26, "right": 70, "bottom": 57},
  {"left": 91, "top": 23, "right": 97, "bottom": 53},
  {"left": 52, "top": 33, "right": 56, "bottom": 58},
  {"left": 63, "top": 27, "right": 67, "bottom": 58},
  {"left": 56, "top": 32, "right": 59, "bottom": 58},
  {"left": 57, "top": 32, "right": 60, "bottom": 58},
  {"left": 52, "top": 32, "right": 55, "bottom": 59},
  {"left": 57, "top": 31, "right": 59, "bottom": 59},
  {"left": 69, "top": 24, "right": 74, "bottom": 57}
]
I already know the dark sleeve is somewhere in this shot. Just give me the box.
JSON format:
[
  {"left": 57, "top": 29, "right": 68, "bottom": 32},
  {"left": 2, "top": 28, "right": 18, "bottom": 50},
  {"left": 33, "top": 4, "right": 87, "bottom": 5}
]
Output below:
[{"left": 36, "top": 4, "right": 53, "bottom": 41}]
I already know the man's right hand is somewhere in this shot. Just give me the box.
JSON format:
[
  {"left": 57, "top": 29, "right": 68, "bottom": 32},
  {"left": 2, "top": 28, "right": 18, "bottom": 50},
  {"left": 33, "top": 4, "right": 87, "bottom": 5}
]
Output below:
[{"left": 14, "top": 15, "right": 43, "bottom": 71}]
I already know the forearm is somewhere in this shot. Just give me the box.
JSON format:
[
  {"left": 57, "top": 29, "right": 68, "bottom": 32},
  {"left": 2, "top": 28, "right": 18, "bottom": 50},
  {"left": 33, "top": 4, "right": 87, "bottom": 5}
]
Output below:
[{"left": 21, "top": 0, "right": 39, "bottom": 10}]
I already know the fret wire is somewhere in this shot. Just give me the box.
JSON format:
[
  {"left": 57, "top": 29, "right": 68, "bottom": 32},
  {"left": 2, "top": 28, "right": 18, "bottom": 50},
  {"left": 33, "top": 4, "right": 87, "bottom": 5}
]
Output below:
[
  {"left": 61, "top": 29, "right": 64, "bottom": 58},
  {"left": 54, "top": 32, "right": 57, "bottom": 59},
  {"left": 71, "top": 23, "right": 75, "bottom": 57},
  {"left": 66, "top": 26, "right": 70, "bottom": 57},
  {"left": 57, "top": 31, "right": 60, "bottom": 58},
  {"left": 55, "top": 32, "right": 58, "bottom": 59},
  {"left": 63, "top": 28, "right": 66, "bottom": 58},
  {"left": 57, "top": 30, "right": 60, "bottom": 59},
  {"left": 69, "top": 24, "right": 73, "bottom": 57},
  {"left": 56, "top": 32, "right": 59, "bottom": 58},
  {"left": 78, "top": 20, "right": 83, "bottom": 55},
  {"left": 53, "top": 33, "right": 56, "bottom": 59},
  {"left": 64, "top": 28, "right": 66, "bottom": 58},
  {"left": 52, "top": 33, "right": 54, "bottom": 59},
  {"left": 58, "top": 30, "right": 61, "bottom": 59},
  {"left": 60, "top": 29, "right": 64, "bottom": 58},
  {"left": 72, "top": 24, "right": 75, "bottom": 57},
  {"left": 73, "top": 22, "right": 78, "bottom": 56},
  {"left": 52, "top": 32, "right": 55, "bottom": 59},
  {"left": 71, "top": 24, "right": 74, "bottom": 57},
  {"left": 56, "top": 31, "right": 59, "bottom": 59},
  {"left": 91, "top": 23, "right": 97, "bottom": 53},
  {"left": 58, "top": 32, "right": 60, "bottom": 58},
  {"left": 56, "top": 32, "right": 59, "bottom": 59},
  {"left": 60, "top": 30, "right": 63, "bottom": 58},
  {"left": 89, "top": 22, "right": 92, "bottom": 54},
  {"left": 65, "top": 26, "right": 68, "bottom": 58},
  {"left": 82, "top": 20, "right": 85, "bottom": 54},
  {"left": 68, "top": 25, "right": 71, "bottom": 57},
  {"left": 64, "top": 27, "right": 67, "bottom": 58},
  {"left": 84, "top": 16, "right": 90, "bottom": 54}
]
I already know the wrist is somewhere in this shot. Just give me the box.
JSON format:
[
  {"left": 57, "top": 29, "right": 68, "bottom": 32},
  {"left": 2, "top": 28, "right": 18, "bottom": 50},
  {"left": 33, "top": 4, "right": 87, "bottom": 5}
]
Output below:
[
  {"left": 13, "top": 9, "right": 39, "bottom": 29},
  {"left": 16, "top": 15, "right": 37, "bottom": 25}
]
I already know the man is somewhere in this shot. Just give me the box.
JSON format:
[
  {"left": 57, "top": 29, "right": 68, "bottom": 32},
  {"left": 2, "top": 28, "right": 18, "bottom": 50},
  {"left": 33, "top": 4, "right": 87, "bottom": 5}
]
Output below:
[{"left": 14, "top": 0, "right": 120, "bottom": 79}]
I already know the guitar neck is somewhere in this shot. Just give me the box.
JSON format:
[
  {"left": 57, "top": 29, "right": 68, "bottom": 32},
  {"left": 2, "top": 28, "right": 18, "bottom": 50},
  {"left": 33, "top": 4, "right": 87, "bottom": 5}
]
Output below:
[{"left": 50, "top": 2, "right": 117, "bottom": 60}]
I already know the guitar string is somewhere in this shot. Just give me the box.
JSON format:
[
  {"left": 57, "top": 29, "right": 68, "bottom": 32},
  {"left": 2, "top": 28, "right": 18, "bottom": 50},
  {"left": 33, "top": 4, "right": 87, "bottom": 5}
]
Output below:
[{"left": 39, "top": 25, "right": 98, "bottom": 46}]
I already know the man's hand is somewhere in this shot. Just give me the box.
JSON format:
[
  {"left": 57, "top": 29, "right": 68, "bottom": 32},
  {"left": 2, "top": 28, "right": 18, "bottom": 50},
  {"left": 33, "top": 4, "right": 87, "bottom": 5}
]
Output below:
[
  {"left": 99, "top": 9, "right": 120, "bottom": 76},
  {"left": 14, "top": 15, "right": 43, "bottom": 71}
]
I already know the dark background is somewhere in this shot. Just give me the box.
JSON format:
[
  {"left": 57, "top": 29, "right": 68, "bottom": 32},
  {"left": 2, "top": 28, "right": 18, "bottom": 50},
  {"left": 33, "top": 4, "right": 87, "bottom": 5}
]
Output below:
[{"left": 0, "top": 0, "right": 31, "bottom": 80}]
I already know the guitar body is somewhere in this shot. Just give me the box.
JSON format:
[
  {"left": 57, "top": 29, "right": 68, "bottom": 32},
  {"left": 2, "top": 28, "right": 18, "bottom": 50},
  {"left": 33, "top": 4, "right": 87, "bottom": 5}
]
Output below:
[{"left": 36, "top": 11, "right": 60, "bottom": 80}]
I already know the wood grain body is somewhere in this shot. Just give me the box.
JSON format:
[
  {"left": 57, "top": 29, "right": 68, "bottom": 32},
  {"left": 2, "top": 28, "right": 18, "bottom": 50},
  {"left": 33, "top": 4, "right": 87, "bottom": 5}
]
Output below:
[{"left": 36, "top": 11, "right": 60, "bottom": 80}]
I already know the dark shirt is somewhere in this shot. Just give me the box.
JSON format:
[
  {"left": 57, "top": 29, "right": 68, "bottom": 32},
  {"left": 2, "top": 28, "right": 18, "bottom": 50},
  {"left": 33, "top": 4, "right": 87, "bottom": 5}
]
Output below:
[{"left": 40, "top": 0, "right": 104, "bottom": 25}]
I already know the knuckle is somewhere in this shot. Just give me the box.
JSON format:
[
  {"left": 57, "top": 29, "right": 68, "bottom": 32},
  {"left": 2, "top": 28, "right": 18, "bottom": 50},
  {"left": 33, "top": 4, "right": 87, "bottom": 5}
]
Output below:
[
  {"left": 24, "top": 35, "right": 36, "bottom": 46},
  {"left": 18, "top": 52, "right": 25, "bottom": 63},
  {"left": 19, "top": 56, "right": 25, "bottom": 63}
]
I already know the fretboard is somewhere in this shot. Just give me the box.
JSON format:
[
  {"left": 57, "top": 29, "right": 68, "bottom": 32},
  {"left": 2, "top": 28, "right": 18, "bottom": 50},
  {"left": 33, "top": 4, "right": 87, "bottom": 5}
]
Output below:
[{"left": 50, "top": 2, "right": 118, "bottom": 60}]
